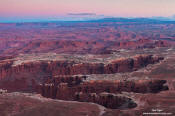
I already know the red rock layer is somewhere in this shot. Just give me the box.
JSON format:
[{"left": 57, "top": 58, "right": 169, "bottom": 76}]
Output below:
[
  {"left": 0, "top": 55, "right": 164, "bottom": 79},
  {"left": 0, "top": 55, "right": 163, "bottom": 92},
  {"left": 38, "top": 80, "right": 168, "bottom": 99},
  {"left": 0, "top": 39, "right": 170, "bottom": 55},
  {"left": 37, "top": 79, "right": 168, "bottom": 109}
]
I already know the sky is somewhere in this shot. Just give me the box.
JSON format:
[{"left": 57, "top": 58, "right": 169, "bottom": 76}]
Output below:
[{"left": 0, "top": 0, "right": 175, "bottom": 22}]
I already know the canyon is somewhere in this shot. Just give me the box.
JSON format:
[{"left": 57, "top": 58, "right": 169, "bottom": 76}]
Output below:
[
  {"left": 0, "top": 18, "right": 175, "bottom": 116},
  {"left": 0, "top": 54, "right": 164, "bottom": 92},
  {"left": 0, "top": 52, "right": 171, "bottom": 111}
]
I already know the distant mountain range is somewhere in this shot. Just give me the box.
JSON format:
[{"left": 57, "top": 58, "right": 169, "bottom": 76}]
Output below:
[
  {"left": 49, "top": 17, "right": 175, "bottom": 24},
  {"left": 1, "top": 15, "right": 175, "bottom": 23},
  {"left": 150, "top": 16, "right": 175, "bottom": 21}
]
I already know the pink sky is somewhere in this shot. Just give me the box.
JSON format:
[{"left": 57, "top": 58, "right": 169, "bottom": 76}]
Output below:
[{"left": 0, "top": 0, "right": 175, "bottom": 18}]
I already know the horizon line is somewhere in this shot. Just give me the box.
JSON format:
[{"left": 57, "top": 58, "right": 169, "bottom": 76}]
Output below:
[{"left": 0, "top": 16, "right": 175, "bottom": 23}]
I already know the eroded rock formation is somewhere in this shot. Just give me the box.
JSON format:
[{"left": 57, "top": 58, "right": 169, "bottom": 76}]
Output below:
[
  {"left": 37, "top": 79, "right": 168, "bottom": 109},
  {"left": 0, "top": 54, "right": 168, "bottom": 109},
  {"left": 0, "top": 54, "right": 164, "bottom": 92},
  {"left": 38, "top": 80, "right": 168, "bottom": 99},
  {"left": 0, "top": 55, "right": 163, "bottom": 79}
]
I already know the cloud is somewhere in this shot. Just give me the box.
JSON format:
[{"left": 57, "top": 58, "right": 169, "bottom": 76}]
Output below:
[
  {"left": 65, "top": 13, "right": 107, "bottom": 21},
  {"left": 67, "top": 13, "right": 97, "bottom": 16}
]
